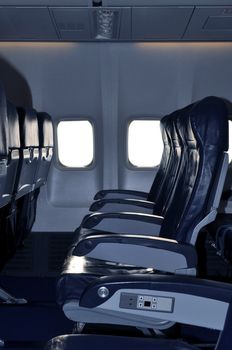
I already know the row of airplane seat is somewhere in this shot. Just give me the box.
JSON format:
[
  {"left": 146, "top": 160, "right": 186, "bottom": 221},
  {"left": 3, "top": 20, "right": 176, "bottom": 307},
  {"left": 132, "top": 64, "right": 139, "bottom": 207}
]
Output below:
[
  {"left": 46, "top": 96, "right": 232, "bottom": 350},
  {"left": 90, "top": 111, "right": 181, "bottom": 214},
  {"left": 0, "top": 83, "right": 53, "bottom": 275}
]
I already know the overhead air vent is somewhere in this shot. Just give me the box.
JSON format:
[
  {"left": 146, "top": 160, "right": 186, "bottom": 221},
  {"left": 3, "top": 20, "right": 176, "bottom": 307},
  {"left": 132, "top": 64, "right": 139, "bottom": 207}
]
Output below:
[{"left": 93, "top": 8, "right": 120, "bottom": 40}]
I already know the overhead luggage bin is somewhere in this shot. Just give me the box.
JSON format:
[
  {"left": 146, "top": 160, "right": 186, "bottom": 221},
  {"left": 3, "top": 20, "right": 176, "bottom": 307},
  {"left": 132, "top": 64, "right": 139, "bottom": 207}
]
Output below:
[
  {"left": 0, "top": 1, "right": 88, "bottom": 4},
  {"left": 0, "top": 7, "right": 58, "bottom": 41},
  {"left": 52, "top": 8, "right": 92, "bottom": 41},
  {"left": 184, "top": 7, "right": 232, "bottom": 41},
  {"left": 132, "top": 7, "right": 194, "bottom": 40},
  {"left": 104, "top": 0, "right": 232, "bottom": 5}
]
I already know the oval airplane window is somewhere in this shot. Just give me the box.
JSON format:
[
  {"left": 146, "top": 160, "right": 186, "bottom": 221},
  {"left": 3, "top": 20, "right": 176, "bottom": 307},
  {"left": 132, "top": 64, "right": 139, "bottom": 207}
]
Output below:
[
  {"left": 128, "top": 120, "right": 163, "bottom": 167},
  {"left": 57, "top": 120, "right": 94, "bottom": 168}
]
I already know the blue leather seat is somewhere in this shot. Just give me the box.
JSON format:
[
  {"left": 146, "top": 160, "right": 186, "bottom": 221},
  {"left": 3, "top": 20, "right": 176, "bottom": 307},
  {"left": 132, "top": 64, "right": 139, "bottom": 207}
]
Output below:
[
  {"left": 94, "top": 116, "right": 172, "bottom": 202},
  {"left": 4, "top": 102, "right": 21, "bottom": 206},
  {"left": 16, "top": 111, "right": 53, "bottom": 245},
  {"left": 0, "top": 92, "right": 20, "bottom": 270},
  {"left": 45, "top": 335, "right": 199, "bottom": 350},
  {"left": 35, "top": 112, "right": 53, "bottom": 189},
  {"left": 14, "top": 110, "right": 53, "bottom": 248},
  {"left": 16, "top": 107, "right": 39, "bottom": 199},
  {"left": 66, "top": 97, "right": 228, "bottom": 272},
  {"left": 90, "top": 109, "right": 184, "bottom": 215},
  {"left": 57, "top": 97, "right": 229, "bottom": 330},
  {"left": 51, "top": 280, "right": 232, "bottom": 350},
  {"left": 0, "top": 86, "right": 13, "bottom": 208}
]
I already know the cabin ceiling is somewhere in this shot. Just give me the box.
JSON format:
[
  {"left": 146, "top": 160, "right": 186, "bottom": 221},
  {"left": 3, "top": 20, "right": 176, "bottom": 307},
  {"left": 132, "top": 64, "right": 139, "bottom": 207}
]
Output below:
[{"left": 0, "top": 1, "right": 232, "bottom": 41}]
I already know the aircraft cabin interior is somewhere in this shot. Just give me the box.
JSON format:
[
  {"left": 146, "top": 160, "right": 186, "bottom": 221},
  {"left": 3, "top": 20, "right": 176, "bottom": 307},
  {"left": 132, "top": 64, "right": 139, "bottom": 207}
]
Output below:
[{"left": 1, "top": 0, "right": 232, "bottom": 350}]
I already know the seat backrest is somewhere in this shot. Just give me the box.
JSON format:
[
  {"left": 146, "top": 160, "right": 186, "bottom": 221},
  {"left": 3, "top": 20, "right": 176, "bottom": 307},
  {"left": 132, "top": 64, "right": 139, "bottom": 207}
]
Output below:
[
  {"left": 16, "top": 107, "right": 39, "bottom": 199},
  {"left": 0, "top": 84, "right": 9, "bottom": 208},
  {"left": 13, "top": 112, "right": 53, "bottom": 248},
  {"left": 2, "top": 102, "right": 21, "bottom": 206},
  {"left": 147, "top": 116, "right": 170, "bottom": 202},
  {"left": 152, "top": 109, "right": 184, "bottom": 215},
  {"left": 160, "top": 97, "right": 228, "bottom": 244},
  {"left": 35, "top": 112, "right": 53, "bottom": 189}
]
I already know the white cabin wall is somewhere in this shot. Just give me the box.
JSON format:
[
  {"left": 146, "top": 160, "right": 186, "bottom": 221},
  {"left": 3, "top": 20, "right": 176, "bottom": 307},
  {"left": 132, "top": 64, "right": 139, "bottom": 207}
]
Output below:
[{"left": 0, "top": 42, "right": 231, "bottom": 231}]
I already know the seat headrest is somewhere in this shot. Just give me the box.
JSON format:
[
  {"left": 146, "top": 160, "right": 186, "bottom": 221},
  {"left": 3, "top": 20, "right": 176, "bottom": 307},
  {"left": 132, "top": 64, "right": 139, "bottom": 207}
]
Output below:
[
  {"left": 7, "top": 102, "right": 20, "bottom": 149},
  {"left": 0, "top": 83, "right": 8, "bottom": 157},
  {"left": 17, "top": 107, "right": 39, "bottom": 148},
  {"left": 37, "top": 112, "right": 54, "bottom": 148},
  {"left": 191, "top": 96, "right": 228, "bottom": 152},
  {"left": 176, "top": 104, "right": 196, "bottom": 149},
  {"left": 166, "top": 110, "right": 184, "bottom": 149},
  {"left": 160, "top": 116, "right": 169, "bottom": 147}
]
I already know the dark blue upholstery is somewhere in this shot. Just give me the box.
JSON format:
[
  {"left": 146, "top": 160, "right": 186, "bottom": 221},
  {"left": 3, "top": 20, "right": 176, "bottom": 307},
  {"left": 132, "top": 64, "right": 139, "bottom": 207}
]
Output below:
[
  {"left": 147, "top": 115, "right": 171, "bottom": 203},
  {"left": 0, "top": 86, "right": 10, "bottom": 208},
  {"left": 5, "top": 102, "right": 20, "bottom": 202},
  {"left": 152, "top": 107, "right": 187, "bottom": 215},
  {"left": 45, "top": 301, "right": 232, "bottom": 350},
  {"left": 14, "top": 111, "right": 54, "bottom": 248},
  {"left": 93, "top": 108, "right": 185, "bottom": 217},
  {"left": 45, "top": 334, "right": 199, "bottom": 350},
  {"left": 72, "top": 97, "right": 228, "bottom": 248},
  {"left": 57, "top": 97, "right": 229, "bottom": 332},
  {"left": 216, "top": 302, "right": 232, "bottom": 350},
  {"left": 35, "top": 112, "right": 53, "bottom": 189},
  {"left": 95, "top": 114, "right": 174, "bottom": 205},
  {"left": 160, "top": 97, "right": 228, "bottom": 242},
  {"left": 16, "top": 107, "right": 39, "bottom": 199}
]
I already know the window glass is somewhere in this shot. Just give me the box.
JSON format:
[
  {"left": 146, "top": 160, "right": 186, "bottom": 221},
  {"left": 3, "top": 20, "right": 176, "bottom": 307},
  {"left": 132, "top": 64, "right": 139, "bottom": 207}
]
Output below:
[
  {"left": 128, "top": 120, "right": 163, "bottom": 167},
  {"left": 57, "top": 120, "right": 94, "bottom": 167}
]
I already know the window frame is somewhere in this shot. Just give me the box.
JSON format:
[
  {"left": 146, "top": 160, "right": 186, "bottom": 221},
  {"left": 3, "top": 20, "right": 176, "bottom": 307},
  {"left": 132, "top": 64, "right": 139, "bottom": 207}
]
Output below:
[
  {"left": 126, "top": 116, "right": 163, "bottom": 170},
  {"left": 55, "top": 117, "right": 96, "bottom": 171}
]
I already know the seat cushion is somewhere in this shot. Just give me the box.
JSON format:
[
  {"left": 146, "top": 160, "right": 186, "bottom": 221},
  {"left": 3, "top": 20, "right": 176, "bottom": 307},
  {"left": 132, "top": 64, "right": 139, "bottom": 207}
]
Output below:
[
  {"left": 216, "top": 225, "right": 232, "bottom": 263},
  {"left": 57, "top": 254, "right": 153, "bottom": 306},
  {"left": 45, "top": 335, "right": 199, "bottom": 350}
]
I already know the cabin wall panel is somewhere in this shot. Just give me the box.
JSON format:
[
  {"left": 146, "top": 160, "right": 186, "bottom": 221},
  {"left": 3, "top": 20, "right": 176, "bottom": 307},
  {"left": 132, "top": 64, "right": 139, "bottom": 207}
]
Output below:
[{"left": 0, "top": 42, "right": 232, "bottom": 230}]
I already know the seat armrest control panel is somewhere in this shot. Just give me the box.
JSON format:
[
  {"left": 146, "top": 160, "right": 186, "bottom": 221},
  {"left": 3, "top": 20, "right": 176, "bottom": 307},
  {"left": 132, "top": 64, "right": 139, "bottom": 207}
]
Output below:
[{"left": 119, "top": 292, "right": 174, "bottom": 313}]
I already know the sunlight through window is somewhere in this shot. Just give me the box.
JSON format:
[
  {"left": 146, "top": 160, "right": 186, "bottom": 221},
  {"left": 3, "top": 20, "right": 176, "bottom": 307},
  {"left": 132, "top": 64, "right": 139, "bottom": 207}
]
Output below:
[
  {"left": 57, "top": 120, "right": 94, "bottom": 167},
  {"left": 128, "top": 120, "right": 163, "bottom": 167}
]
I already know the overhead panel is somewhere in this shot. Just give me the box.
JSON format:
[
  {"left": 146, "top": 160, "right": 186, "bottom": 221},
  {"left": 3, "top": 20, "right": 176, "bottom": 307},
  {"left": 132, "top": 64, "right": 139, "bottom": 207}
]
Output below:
[
  {"left": 184, "top": 7, "right": 232, "bottom": 40},
  {"left": 91, "top": 8, "right": 131, "bottom": 40},
  {"left": 52, "top": 7, "right": 131, "bottom": 40},
  {"left": 0, "top": 7, "right": 58, "bottom": 40},
  {"left": 0, "top": 0, "right": 89, "bottom": 4},
  {"left": 132, "top": 7, "right": 194, "bottom": 40},
  {"left": 91, "top": 8, "right": 121, "bottom": 40},
  {"left": 104, "top": 0, "right": 232, "bottom": 5},
  {"left": 52, "top": 8, "right": 91, "bottom": 40}
]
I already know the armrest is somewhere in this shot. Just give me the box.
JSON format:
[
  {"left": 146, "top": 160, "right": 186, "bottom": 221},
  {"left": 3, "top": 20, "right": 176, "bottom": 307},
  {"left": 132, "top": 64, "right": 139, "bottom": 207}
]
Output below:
[
  {"left": 78, "top": 274, "right": 232, "bottom": 332},
  {"left": 82, "top": 212, "right": 163, "bottom": 236},
  {"left": 90, "top": 198, "right": 154, "bottom": 214},
  {"left": 73, "top": 233, "right": 197, "bottom": 275},
  {"left": 94, "top": 189, "right": 149, "bottom": 200}
]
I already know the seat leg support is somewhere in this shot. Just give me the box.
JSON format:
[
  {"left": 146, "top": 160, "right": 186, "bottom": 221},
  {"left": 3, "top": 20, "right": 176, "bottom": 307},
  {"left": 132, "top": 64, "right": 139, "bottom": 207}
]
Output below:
[{"left": 0, "top": 287, "right": 27, "bottom": 304}]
